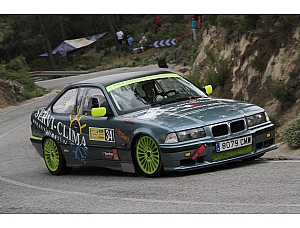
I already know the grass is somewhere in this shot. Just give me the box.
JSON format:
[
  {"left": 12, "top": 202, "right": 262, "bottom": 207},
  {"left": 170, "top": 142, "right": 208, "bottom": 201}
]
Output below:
[{"left": 212, "top": 145, "right": 253, "bottom": 161}]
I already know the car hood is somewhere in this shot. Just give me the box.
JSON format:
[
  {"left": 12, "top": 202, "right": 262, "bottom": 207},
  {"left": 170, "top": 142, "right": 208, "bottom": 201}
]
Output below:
[{"left": 125, "top": 98, "right": 265, "bottom": 130}]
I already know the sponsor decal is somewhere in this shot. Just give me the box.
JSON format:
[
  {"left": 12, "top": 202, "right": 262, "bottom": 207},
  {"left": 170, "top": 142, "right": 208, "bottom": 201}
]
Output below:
[
  {"left": 124, "top": 119, "right": 134, "bottom": 125},
  {"left": 101, "top": 149, "right": 114, "bottom": 159},
  {"left": 101, "top": 148, "right": 119, "bottom": 160},
  {"left": 70, "top": 111, "right": 87, "bottom": 134},
  {"left": 106, "top": 73, "right": 180, "bottom": 92},
  {"left": 33, "top": 108, "right": 88, "bottom": 163},
  {"left": 116, "top": 128, "right": 130, "bottom": 142},
  {"left": 141, "top": 107, "right": 160, "bottom": 119},
  {"left": 89, "top": 127, "right": 115, "bottom": 142},
  {"left": 70, "top": 141, "right": 88, "bottom": 163},
  {"left": 112, "top": 148, "right": 119, "bottom": 160}
]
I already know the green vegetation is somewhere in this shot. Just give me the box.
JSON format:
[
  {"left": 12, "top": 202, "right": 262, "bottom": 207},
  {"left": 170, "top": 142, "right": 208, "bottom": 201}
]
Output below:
[
  {"left": 251, "top": 54, "right": 264, "bottom": 72},
  {"left": 282, "top": 116, "right": 300, "bottom": 149},
  {"left": 0, "top": 56, "right": 45, "bottom": 102},
  {"left": 203, "top": 48, "right": 228, "bottom": 88},
  {"left": 212, "top": 145, "right": 253, "bottom": 161},
  {"left": 264, "top": 76, "right": 294, "bottom": 105},
  {"left": 0, "top": 15, "right": 299, "bottom": 106}
]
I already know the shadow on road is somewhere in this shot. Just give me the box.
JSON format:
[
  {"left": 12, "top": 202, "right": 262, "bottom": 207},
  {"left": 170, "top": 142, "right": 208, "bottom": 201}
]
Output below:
[{"left": 65, "top": 159, "right": 260, "bottom": 179}]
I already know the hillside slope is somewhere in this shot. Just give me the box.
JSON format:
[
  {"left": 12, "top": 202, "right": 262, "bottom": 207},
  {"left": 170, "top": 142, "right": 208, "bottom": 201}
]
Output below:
[{"left": 190, "top": 24, "right": 300, "bottom": 144}]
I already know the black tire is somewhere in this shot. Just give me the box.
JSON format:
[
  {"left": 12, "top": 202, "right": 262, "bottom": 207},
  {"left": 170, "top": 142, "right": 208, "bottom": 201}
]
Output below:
[{"left": 43, "top": 138, "right": 73, "bottom": 175}]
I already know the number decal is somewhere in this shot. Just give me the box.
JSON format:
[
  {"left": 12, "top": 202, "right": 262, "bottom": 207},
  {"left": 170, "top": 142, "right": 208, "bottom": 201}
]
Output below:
[
  {"left": 89, "top": 127, "right": 115, "bottom": 142},
  {"left": 105, "top": 129, "right": 114, "bottom": 142}
]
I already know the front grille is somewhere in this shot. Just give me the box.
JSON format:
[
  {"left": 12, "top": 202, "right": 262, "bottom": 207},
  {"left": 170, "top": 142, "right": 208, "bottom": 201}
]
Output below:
[
  {"left": 230, "top": 120, "right": 245, "bottom": 133},
  {"left": 212, "top": 119, "right": 246, "bottom": 137},
  {"left": 212, "top": 124, "right": 228, "bottom": 137}
]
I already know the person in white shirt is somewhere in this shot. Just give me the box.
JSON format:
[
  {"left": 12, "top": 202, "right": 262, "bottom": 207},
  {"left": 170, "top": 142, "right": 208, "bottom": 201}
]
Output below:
[{"left": 116, "top": 29, "right": 124, "bottom": 45}]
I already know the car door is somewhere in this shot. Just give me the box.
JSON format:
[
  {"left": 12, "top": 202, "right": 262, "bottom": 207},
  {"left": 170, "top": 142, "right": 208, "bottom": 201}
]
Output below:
[
  {"left": 50, "top": 86, "right": 89, "bottom": 164},
  {"left": 77, "top": 86, "right": 118, "bottom": 163}
]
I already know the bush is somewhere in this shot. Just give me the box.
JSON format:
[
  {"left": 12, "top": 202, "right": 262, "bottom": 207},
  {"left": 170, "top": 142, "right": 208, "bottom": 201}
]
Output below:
[
  {"left": 251, "top": 54, "right": 264, "bottom": 72},
  {"left": 0, "top": 56, "right": 45, "bottom": 101},
  {"left": 239, "top": 15, "right": 259, "bottom": 33},
  {"left": 264, "top": 76, "right": 294, "bottom": 105},
  {"left": 217, "top": 15, "right": 238, "bottom": 30},
  {"left": 282, "top": 116, "right": 300, "bottom": 149},
  {"left": 5, "top": 55, "right": 30, "bottom": 73},
  {"left": 205, "top": 58, "right": 228, "bottom": 88}
]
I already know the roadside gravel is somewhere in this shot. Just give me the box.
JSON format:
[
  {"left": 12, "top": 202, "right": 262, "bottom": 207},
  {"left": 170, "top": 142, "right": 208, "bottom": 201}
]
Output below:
[{"left": 261, "top": 142, "right": 300, "bottom": 160}]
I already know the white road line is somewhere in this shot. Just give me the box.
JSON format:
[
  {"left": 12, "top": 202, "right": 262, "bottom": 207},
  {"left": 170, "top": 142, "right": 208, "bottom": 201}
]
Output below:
[
  {"left": 0, "top": 121, "right": 29, "bottom": 138},
  {"left": 1, "top": 176, "right": 300, "bottom": 208},
  {"left": 258, "top": 160, "right": 300, "bottom": 163}
]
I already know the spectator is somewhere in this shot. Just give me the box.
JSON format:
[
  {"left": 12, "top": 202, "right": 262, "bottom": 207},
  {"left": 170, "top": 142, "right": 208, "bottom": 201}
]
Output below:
[
  {"left": 116, "top": 28, "right": 124, "bottom": 45},
  {"left": 154, "top": 16, "right": 162, "bottom": 34},
  {"left": 127, "top": 34, "right": 133, "bottom": 53},
  {"left": 191, "top": 16, "right": 197, "bottom": 42},
  {"left": 155, "top": 16, "right": 162, "bottom": 27},
  {"left": 197, "top": 16, "right": 202, "bottom": 29}
]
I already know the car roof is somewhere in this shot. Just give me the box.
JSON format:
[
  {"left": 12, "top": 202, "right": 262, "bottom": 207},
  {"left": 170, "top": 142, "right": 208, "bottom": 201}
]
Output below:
[{"left": 75, "top": 70, "right": 176, "bottom": 87}]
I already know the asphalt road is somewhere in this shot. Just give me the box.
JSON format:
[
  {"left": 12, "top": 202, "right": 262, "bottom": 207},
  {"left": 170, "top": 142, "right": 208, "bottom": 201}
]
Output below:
[{"left": 1, "top": 67, "right": 300, "bottom": 219}]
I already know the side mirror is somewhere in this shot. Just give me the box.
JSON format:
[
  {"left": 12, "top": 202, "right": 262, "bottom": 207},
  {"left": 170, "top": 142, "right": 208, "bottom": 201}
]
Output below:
[
  {"left": 91, "top": 107, "right": 106, "bottom": 117},
  {"left": 204, "top": 85, "right": 213, "bottom": 95}
]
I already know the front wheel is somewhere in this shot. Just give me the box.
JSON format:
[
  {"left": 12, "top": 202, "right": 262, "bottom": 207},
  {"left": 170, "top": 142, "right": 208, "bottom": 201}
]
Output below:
[
  {"left": 135, "top": 135, "right": 164, "bottom": 177},
  {"left": 43, "top": 138, "right": 72, "bottom": 175}
]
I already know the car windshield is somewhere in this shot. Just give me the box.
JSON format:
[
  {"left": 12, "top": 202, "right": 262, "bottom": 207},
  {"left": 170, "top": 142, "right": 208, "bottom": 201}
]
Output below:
[{"left": 109, "top": 76, "right": 208, "bottom": 111}]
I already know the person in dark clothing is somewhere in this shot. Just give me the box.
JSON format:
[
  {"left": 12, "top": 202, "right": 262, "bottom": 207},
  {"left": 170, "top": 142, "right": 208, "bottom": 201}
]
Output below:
[{"left": 142, "top": 81, "right": 156, "bottom": 103}]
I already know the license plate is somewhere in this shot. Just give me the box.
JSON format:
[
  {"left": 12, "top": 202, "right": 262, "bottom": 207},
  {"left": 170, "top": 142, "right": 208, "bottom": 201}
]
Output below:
[{"left": 216, "top": 135, "right": 252, "bottom": 152}]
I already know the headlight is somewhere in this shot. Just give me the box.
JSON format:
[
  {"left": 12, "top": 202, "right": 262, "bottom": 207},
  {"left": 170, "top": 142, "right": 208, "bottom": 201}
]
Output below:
[
  {"left": 178, "top": 128, "right": 206, "bottom": 141},
  {"left": 247, "top": 112, "right": 268, "bottom": 127},
  {"left": 164, "top": 133, "right": 178, "bottom": 143},
  {"left": 164, "top": 128, "right": 206, "bottom": 143}
]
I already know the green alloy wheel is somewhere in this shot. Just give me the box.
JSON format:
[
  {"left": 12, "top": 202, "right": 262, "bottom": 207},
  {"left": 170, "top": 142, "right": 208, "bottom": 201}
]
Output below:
[
  {"left": 43, "top": 138, "right": 72, "bottom": 175},
  {"left": 135, "top": 135, "right": 163, "bottom": 177}
]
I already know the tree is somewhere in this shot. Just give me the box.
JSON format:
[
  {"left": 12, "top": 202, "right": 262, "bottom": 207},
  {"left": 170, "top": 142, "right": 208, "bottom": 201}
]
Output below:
[
  {"left": 106, "top": 15, "right": 120, "bottom": 51},
  {"left": 38, "top": 15, "right": 56, "bottom": 70}
]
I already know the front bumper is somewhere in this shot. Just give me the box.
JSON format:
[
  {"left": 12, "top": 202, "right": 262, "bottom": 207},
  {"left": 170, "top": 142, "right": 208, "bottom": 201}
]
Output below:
[{"left": 159, "top": 123, "right": 277, "bottom": 172}]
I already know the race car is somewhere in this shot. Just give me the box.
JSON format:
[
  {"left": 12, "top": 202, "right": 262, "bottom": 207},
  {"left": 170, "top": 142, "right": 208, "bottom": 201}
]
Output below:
[{"left": 30, "top": 70, "right": 277, "bottom": 177}]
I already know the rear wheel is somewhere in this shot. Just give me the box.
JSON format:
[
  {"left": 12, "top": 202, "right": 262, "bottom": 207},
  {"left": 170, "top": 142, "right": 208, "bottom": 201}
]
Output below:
[
  {"left": 135, "top": 135, "right": 164, "bottom": 177},
  {"left": 43, "top": 138, "right": 72, "bottom": 175}
]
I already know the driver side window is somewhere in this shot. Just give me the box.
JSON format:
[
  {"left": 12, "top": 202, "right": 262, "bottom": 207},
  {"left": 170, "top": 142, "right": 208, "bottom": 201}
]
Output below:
[{"left": 81, "top": 87, "right": 108, "bottom": 116}]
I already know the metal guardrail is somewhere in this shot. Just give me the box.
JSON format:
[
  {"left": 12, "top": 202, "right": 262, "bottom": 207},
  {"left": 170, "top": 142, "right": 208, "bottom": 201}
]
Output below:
[{"left": 29, "top": 71, "right": 89, "bottom": 81}]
